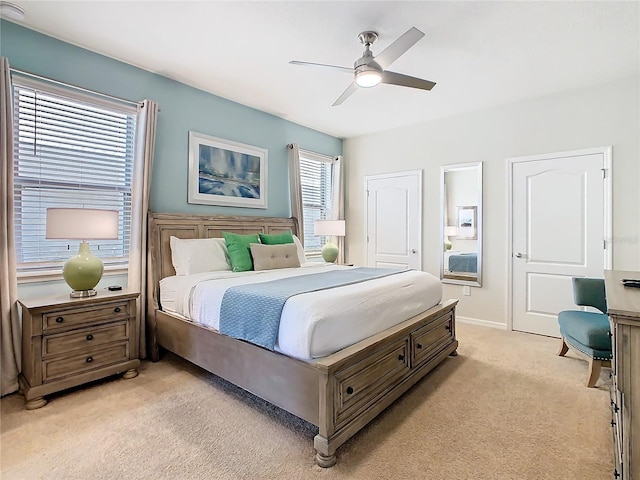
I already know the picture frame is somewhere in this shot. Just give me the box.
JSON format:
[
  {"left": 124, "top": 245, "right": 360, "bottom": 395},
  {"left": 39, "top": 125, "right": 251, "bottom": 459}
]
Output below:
[
  {"left": 188, "top": 131, "right": 268, "bottom": 209},
  {"left": 456, "top": 205, "right": 477, "bottom": 239}
]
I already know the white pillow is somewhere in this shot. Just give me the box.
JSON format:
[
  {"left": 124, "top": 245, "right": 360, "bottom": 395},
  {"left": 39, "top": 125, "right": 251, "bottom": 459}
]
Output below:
[
  {"left": 292, "top": 234, "right": 307, "bottom": 265},
  {"left": 169, "top": 236, "right": 231, "bottom": 276}
]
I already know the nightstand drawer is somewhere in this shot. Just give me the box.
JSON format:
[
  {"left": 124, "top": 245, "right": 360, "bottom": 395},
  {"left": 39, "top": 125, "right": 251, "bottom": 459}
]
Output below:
[
  {"left": 43, "top": 343, "right": 130, "bottom": 382},
  {"left": 43, "top": 301, "right": 130, "bottom": 332},
  {"left": 43, "top": 321, "right": 129, "bottom": 357}
]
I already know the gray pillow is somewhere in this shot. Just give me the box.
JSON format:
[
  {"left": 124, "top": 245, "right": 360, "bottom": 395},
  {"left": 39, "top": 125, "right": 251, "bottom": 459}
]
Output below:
[{"left": 250, "top": 243, "right": 301, "bottom": 271}]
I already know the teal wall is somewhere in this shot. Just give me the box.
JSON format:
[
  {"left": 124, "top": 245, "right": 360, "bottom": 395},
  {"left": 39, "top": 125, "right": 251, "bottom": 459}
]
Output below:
[{"left": 1, "top": 20, "right": 342, "bottom": 217}]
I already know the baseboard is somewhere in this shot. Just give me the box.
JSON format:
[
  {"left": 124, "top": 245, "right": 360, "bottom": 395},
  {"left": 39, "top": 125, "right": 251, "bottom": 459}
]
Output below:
[{"left": 456, "top": 316, "right": 507, "bottom": 330}]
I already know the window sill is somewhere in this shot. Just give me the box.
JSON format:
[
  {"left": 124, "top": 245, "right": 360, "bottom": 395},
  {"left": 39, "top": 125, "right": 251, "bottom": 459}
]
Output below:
[{"left": 17, "top": 265, "right": 129, "bottom": 284}]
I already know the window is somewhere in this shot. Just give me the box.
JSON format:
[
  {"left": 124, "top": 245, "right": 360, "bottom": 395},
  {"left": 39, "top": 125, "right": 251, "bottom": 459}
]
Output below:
[
  {"left": 299, "top": 150, "right": 335, "bottom": 254},
  {"left": 12, "top": 76, "right": 137, "bottom": 276}
]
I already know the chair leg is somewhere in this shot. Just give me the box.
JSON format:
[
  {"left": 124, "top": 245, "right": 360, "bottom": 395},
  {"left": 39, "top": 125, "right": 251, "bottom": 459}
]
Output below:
[
  {"left": 557, "top": 338, "right": 569, "bottom": 357},
  {"left": 586, "top": 358, "right": 602, "bottom": 388}
]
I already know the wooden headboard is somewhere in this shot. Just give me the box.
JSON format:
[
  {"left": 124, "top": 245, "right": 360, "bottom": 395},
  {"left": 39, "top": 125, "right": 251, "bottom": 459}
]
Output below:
[{"left": 146, "top": 212, "right": 299, "bottom": 317}]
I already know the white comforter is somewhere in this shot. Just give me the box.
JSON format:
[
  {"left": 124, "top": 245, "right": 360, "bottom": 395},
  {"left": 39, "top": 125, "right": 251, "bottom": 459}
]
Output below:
[{"left": 160, "top": 264, "right": 442, "bottom": 360}]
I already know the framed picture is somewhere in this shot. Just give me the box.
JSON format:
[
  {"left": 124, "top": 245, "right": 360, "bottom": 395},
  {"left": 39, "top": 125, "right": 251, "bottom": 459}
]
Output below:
[
  {"left": 456, "top": 205, "right": 477, "bottom": 239},
  {"left": 188, "top": 131, "right": 268, "bottom": 209}
]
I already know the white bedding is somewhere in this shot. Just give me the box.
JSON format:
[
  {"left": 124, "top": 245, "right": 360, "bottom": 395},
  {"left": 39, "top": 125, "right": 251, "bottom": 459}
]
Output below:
[{"left": 160, "top": 264, "right": 442, "bottom": 360}]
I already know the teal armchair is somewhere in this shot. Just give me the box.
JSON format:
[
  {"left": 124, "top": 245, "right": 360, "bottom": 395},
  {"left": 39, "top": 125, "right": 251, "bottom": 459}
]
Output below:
[{"left": 557, "top": 277, "right": 611, "bottom": 387}]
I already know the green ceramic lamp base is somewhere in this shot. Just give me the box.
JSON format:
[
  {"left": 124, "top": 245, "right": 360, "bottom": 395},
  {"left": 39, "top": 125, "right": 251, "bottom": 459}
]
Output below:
[
  {"left": 63, "top": 242, "right": 104, "bottom": 298},
  {"left": 321, "top": 242, "right": 339, "bottom": 263}
]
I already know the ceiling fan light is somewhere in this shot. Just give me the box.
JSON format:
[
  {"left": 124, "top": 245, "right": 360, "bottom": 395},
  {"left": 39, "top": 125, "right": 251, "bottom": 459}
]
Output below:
[
  {"left": 0, "top": 2, "right": 25, "bottom": 20},
  {"left": 355, "top": 70, "right": 381, "bottom": 88}
]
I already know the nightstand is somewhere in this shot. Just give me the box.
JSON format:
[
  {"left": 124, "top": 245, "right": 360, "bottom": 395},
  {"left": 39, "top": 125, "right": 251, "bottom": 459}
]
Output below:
[{"left": 18, "top": 289, "right": 140, "bottom": 410}]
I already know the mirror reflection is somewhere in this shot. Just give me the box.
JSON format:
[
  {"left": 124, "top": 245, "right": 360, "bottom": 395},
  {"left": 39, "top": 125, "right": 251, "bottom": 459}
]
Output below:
[{"left": 440, "top": 162, "right": 483, "bottom": 286}]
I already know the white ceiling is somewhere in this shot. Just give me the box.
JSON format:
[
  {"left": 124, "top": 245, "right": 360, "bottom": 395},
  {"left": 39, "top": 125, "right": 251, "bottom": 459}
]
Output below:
[{"left": 5, "top": 1, "right": 639, "bottom": 139}]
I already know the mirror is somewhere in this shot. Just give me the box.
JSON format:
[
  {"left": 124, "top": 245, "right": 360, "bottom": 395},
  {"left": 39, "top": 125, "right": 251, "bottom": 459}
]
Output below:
[{"left": 440, "top": 162, "right": 483, "bottom": 286}]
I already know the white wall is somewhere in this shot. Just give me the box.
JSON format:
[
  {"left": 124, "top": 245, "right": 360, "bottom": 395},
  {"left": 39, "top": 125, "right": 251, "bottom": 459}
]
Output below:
[
  {"left": 445, "top": 169, "right": 478, "bottom": 252},
  {"left": 344, "top": 76, "right": 640, "bottom": 326}
]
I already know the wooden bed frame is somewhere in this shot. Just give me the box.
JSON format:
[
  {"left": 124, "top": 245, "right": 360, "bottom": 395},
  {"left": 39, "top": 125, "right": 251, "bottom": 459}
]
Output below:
[{"left": 146, "top": 212, "right": 458, "bottom": 467}]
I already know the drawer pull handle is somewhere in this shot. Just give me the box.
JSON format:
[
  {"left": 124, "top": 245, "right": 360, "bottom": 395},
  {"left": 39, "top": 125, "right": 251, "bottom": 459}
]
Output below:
[
  {"left": 614, "top": 469, "right": 620, "bottom": 479},
  {"left": 114, "top": 307, "right": 121, "bottom": 313},
  {"left": 346, "top": 386, "right": 354, "bottom": 395},
  {"left": 86, "top": 334, "right": 94, "bottom": 341},
  {"left": 398, "top": 354, "right": 405, "bottom": 361},
  {"left": 86, "top": 356, "right": 93, "bottom": 363},
  {"left": 416, "top": 343, "right": 423, "bottom": 349},
  {"left": 55, "top": 316, "right": 64, "bottom": 324},
  {"left": 610, "top": 400, "right": 619, "bottom": 413},
  {"left": 445, "top": 325, "right": 451, "bottom": 331},
  {"left": 610, "top": 420, "right": 616, "bottom": 428}
]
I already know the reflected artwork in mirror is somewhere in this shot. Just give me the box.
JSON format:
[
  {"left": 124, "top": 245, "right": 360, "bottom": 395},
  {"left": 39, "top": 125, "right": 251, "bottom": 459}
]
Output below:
[{"left": 440, "top": 162, "right": 483, "bottom": 286}]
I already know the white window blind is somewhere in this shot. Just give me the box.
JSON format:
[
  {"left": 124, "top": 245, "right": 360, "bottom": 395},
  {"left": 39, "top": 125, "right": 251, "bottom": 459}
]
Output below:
[
  {"left": 12, "top": 76, "right": 137, "bottom": 274},
  {"left": 299, "top": 150, "right": 334, "bottom": 253}
]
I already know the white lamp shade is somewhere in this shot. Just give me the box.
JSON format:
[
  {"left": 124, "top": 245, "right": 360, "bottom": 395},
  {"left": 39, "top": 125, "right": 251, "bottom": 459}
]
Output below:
[
  {"left": 314, "top": 220, "right": 345, "bottom": 237},
  {"left": 445, "top": 226, "right": 459, "bottom": 237},
  {"left": 46, "top": 208, "right": 119, "bottom": 240}
]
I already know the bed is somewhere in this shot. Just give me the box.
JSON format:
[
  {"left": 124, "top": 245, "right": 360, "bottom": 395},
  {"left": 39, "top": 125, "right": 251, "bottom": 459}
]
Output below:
[
  {"left": 146, "top": 212, "right": 458, "bottom": 467},
  {"left": 448, "top": 252, "right": 477, "bottom": 273}
]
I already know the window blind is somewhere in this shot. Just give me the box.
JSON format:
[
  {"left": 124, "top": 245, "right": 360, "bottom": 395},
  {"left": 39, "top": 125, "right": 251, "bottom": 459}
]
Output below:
[
  {"left": 299, "top": 152, "right": 333, "bottom": 252},
  {"left": 12, "top": 78, "right": 137, "bottom": 273}
]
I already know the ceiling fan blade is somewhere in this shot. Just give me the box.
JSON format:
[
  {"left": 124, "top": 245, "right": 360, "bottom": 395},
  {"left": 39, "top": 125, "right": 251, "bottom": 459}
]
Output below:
[
  {"left": 332, "top": 82, "right": 358, "bottom": 106},
  {"left": 289, "top": 60, "right": 354, "bottom": 74},
  {"left": 371, "top": 27, "right": 425, "bottom": 70},
  {"left": 381, "top": 71, "right": 436, "bottom": 91}
]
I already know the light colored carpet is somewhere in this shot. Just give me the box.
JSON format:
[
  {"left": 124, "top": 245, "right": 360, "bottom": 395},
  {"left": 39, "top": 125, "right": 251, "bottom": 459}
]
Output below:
[{"left": 1, "top": 323, "right": 613, "bottom": 480}]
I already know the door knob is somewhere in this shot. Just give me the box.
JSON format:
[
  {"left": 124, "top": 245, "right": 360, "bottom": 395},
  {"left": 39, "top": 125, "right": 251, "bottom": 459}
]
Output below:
[
  {"left": 515, "top": 252, "right": 527, "bottom": 258},
  {"left": 411, "top": 249, "right": 417, "bottom": 254}
]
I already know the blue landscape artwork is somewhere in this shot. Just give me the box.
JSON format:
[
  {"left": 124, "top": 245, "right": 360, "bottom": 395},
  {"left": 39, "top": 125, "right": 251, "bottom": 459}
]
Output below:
[{"left": 198, "top": 144, "right": 261, "bottom": 199}]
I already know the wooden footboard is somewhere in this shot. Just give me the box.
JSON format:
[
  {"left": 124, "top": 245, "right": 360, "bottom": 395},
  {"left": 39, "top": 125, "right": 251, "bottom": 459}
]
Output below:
[
  {"left": 153, "top": 298, "right": 457, "bottom": 467},
  {"left": 146, "top": 212, "right": 459, "bottom": 467},
  {"left": 313, "top": 299, "right": 457, "bottom": 466}
]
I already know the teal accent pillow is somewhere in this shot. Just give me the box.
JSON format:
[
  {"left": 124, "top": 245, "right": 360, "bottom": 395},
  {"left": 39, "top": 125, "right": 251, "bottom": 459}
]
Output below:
[
  {"left": 223, "top": 232, "right": 260, "bottom": 272},
  {"left": 258, "top": 230, "right": 294, "bottom": 245}
]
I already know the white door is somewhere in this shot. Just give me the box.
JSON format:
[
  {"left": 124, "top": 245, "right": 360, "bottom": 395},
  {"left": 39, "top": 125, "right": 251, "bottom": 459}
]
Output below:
[
  {"left": 365, "top": 171, "right": 422, "bottom": 269},
  {"left": 510, "top": 147, "right": 611, "bottom": 337}
]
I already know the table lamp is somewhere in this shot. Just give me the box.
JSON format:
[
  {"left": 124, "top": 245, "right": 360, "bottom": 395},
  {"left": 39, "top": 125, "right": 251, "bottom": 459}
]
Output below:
[
  {"left": 444, "top": 226, "right": 458, "bottom": 250},
  {"left": 314, "top": 220, "right": 346, "bottom": 263},
  {"left": 46, "top": 208, "right": 119, "bottom": 297}
]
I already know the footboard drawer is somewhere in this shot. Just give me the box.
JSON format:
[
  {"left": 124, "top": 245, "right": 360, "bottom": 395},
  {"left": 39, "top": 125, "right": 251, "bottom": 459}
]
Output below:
[
  {"left": 411, "top": 311, "right": 454, "bottom": 366},
  {"left": 333, "top": 337, "right": 410, "bottom": 429}
]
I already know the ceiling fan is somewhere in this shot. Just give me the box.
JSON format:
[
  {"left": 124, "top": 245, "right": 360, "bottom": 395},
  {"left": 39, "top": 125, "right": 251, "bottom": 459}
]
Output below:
[{"left": 290, "top": 26, "right": 436, "bottom": 106}]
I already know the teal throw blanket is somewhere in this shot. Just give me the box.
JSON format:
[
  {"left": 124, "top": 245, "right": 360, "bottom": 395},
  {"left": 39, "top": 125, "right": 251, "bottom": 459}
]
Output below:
[{"left": 448, "top": 253, "right": 477, "bottom": 273}]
